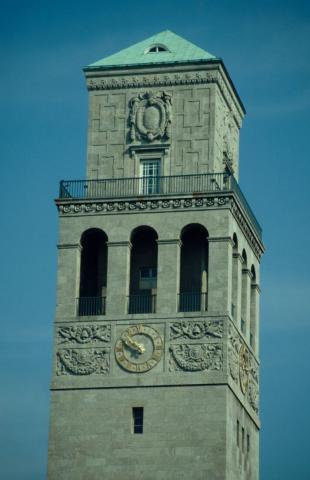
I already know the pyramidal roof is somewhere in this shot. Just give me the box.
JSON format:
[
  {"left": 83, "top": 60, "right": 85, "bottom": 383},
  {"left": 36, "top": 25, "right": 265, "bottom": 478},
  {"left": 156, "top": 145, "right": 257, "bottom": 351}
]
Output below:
[{"left": 85, "top": 30, "right": 217, "bottom": 70}]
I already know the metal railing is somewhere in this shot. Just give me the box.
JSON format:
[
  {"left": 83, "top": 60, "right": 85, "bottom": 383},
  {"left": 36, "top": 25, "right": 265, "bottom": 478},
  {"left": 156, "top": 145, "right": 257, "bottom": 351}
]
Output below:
[
  {"left": 59, "top": 173, "right": 225, "bottom": 200},
  {"left": 58, "top": 172, "right": 262, "bottom": 238},
  {"left": 178, "top": 292, "right": 208, "bottom": 312},
  {"left": 127, "top": 293, "right": 156, "bottom": 314},
  {"left": 77, "top": 296, "right": 106, "bottom": 316}
]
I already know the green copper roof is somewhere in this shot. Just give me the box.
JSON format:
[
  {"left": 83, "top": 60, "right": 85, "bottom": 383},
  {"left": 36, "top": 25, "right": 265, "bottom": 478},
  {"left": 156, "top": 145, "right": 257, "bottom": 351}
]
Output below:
[{"left": 85, "top": 30, "right": 217, "bottom": 69}]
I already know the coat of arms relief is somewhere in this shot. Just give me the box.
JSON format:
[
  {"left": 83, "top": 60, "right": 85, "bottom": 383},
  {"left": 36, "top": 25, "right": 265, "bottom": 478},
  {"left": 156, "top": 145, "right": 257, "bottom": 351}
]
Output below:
[{"left": 129, "top": 91, "right": 172, "bottom": 142}]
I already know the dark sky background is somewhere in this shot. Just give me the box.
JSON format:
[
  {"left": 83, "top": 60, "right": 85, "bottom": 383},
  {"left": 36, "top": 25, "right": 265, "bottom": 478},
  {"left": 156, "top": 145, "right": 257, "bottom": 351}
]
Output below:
[{"left": 0, "top": 1, "right": 309, "bottom": 478}]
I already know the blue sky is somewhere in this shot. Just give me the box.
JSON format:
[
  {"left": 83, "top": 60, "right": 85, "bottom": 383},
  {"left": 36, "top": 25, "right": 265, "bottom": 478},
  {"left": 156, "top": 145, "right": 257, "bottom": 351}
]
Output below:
[{"left": 0, "top": 0, "right": 309, "bottom": 478}]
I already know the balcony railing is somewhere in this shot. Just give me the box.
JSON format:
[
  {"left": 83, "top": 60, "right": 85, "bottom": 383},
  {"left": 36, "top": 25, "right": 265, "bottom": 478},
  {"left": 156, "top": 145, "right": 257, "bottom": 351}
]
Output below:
[
  {"left": 178, "top": 292, "right": 208, "bottom": 312},
  {"left": 77, "top": 296, "right": 106, "bottom": 316},
  {"left": 59, "top": 173, "right": 225, "bottom": 199},
  {"left": 58, "top": 172, "right": 262, "bottom": 238},
  {"left": 127, "top": 293, "right": 156, "bottom": 314}
]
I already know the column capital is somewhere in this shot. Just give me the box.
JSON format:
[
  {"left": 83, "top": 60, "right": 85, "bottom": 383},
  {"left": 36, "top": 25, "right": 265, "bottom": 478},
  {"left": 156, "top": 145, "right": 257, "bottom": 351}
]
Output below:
[
  {"left": 251, "top": 283, "right": 261, "bottom": 293},
  {"left": 242, "top": 268, "right": 253, "bottom": 278},
  {"left": 57, "top": 243, "right": 82, "bottom": 251},
  {"left": 208, "top": 236, "right": 234, "bottom": 245},
  {"left": 233, "top": 252, "right": 243, "bottom": 262},
  {"left": 157, "top": 238, "right": 182, "bottom": 246},
  {"left": 106, "top": 240, "right": 132, "bottom": 248}
]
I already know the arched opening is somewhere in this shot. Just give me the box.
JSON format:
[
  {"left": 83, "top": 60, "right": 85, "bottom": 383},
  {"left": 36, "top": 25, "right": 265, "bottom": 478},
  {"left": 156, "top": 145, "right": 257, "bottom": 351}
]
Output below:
[
  {"left": 250, "top": 265, "right": 257, "bottom": 349},
  {"left": 241, "top": 249, "right": 248, "bottom": 334},
  {"left": 179, "top": 224, "right": 208, "bottom": 312},
  {"left": 78, "top": 228, "right": 108, "bottom": 315},
  {"left": 128, "top": 226, "right": 158, "bottom": 314},
  {"left": 231, "top": 233, "right": 239, "bottom": 320}
]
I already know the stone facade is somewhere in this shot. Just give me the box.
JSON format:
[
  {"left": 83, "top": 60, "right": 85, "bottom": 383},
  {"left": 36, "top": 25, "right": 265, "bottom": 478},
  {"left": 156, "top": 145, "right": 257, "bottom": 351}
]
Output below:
[{"left": 48, "top": 34, "right": 263, "bottom": 480}]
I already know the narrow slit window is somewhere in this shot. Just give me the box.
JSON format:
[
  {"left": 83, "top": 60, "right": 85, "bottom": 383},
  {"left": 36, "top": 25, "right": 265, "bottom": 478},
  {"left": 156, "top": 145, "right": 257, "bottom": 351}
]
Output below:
[
  {"left": 132, "top": 407, "right": 144, "bottom": 434},
  {"left": 237, "top": 420, "right": 240, "bottom": 447},
  {"left": 247, "top": 433, "right": 250, "bottom": 453},
  {"left": 242, "top": 427, "right": 245, "bottom": 452}
]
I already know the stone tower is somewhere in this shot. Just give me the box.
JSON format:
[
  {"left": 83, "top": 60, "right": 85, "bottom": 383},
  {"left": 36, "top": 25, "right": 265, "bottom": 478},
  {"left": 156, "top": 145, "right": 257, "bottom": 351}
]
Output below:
[{"left": 48, "top": 31, "right": 264, "bottom": 480}]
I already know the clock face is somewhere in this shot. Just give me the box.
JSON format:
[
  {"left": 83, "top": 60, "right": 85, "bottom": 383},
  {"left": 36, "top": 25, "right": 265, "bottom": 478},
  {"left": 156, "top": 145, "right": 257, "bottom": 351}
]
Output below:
[{"left": 115, "top": 325, "right": 163, "bottom": 373}]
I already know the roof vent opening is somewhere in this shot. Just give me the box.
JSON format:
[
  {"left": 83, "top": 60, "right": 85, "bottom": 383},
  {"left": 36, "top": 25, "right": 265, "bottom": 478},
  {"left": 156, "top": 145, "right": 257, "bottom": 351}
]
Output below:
[{"left": 145, "top": 44, "right": 169, "bottom": 54}]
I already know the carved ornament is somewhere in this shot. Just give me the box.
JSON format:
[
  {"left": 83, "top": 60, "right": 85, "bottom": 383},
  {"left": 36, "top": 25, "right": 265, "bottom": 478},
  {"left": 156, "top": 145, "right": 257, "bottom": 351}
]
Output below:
[
  {"left": 170, "top": 320, "right": 223, "bottom": 340},
  {"left": 169, "top": 343, "right": 222, "bottom": 372},
  {"left": 57, "top": 325, "right": 111, "bottom": 344},
  {"left": 56, "top": 348, "right": 110, "bottom": 376},
  {"left": 129, "top": 91, "right": 172, "bottom": 142}
]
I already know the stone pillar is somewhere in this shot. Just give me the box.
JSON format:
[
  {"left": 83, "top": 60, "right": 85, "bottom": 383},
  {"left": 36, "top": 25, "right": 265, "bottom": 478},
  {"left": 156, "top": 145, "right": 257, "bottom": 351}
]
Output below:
[
  {"left": 241, "top": 268, "right": 252, "bottom": 339},
  {"left": 250, "top": 283, "right": 260, "bottom": 354},
  {"left": 156, "top": 239, "right": 181, "bottom": 314},
  {"left": 232, "top": 253, "right": 243, "bottom": 325},
  {"left": 208, "top": 237, "right": 233, "bottom": 314},
  {"left": 56, "top": 243, "right": 81, "bottom": 318},
  {"left": 105, "top": 241, "right": 131, "bottom": 316}
]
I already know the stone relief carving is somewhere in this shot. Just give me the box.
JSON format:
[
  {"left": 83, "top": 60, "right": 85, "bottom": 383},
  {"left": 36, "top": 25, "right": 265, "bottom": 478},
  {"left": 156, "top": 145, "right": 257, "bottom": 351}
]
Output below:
[
  {"left": 228, "top": 322, "right": 259, "bottom": 414},
  {"left": 222, "top": 111, "right": 238, "bottom": 172},
  {"left": 86, "top": 70, "right": 243, "bottom": 127},
  {"left": 57, "top": 325, "right": 111, "bottom": 344},
  {"left": 170, "top": 320, "right": 223, "bottom": 340},
  {"left": 169, "top": 343, "right": 222, "bottom": 372},
  {"left": 56, "top": 348, "right": 110, "bottom": 376},
  {"left": 129, "top": 91, "right": 172, "bottom": 142}
]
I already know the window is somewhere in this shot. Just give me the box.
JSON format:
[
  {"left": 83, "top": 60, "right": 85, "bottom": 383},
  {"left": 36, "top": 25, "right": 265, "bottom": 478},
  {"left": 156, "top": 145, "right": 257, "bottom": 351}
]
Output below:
[
  {"left": 139, "top": 267, "right": 157, "bottom": 290},
  {"left": 247, "top": 433, "right": 250, "bottom": 453},
  {"left": 242, "top": 427, "right": 245, "bottom": 452},
  {"left": 132, "top": 407, "right": 144, "bottom": 434},
  {"left": 237, "top": 420, "right": 240, "bottom": 447},
  {"left": 140, "top": 159, "right": 160, "bottom": 194},
  {"left": 146, "top": 44, "right": 169, "bottom": 53}
]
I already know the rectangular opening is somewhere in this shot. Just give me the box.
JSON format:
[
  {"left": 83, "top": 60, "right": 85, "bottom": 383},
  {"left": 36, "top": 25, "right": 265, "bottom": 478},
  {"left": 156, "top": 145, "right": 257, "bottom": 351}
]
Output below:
[
  {"left": 242, "top": 427, "right": 245, "bottom": 452},
  {"left": 132, "top": 407, "right": 144, "bottom": 434},
  {"left": 247, "top": 433, "right": 250, "bottom": 453},
  {"left": 140, "top": 159, "right": 161, "bottom": 194},
  {"left": 237, "top": 420, "right": 240, "bottom": 447}
]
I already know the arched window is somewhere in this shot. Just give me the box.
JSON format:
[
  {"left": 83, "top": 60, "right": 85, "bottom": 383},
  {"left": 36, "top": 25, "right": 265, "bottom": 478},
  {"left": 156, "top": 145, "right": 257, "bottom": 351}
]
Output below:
[
  {"left": 145, "top": 44, "right": 169, "bottom": 53},
  {"left": 231, "top": 234, "right": 239, "bottom": 320},
  {"left": 241, "top": 249, "right": 248, "bottom": 334},
  {"left": 78, "top": 229, "right": 108, "bottom": 316},
  {"left": 128, "top": 226, "right": 158, "bottom": 314},
  {"left": 250, "top": 265, "right": 257, "bottom": 349},
  {"left": 179, "top": 224, "right": 209, "bottom": 312}
]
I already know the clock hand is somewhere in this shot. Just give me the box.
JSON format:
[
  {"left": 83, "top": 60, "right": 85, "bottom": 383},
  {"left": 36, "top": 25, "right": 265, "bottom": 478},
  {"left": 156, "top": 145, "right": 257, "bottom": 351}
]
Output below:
[{"left": 123, "top": 335, "right": 145, "bottom": 354}]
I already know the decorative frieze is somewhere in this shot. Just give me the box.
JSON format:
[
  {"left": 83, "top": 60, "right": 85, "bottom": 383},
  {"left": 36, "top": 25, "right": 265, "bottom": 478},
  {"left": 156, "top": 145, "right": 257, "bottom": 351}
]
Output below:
[
  {"left": 228, "top": 322, "right": 259, "bottom": 414},
  {"left": 57, "top": 324, "right": 111, "bottom": 345},
  {"left": 170, "top": 320, "right": 223, "bottom": 341},
  {"left": 169, "top": 343, "right": 222, "bottom": 372},
  {"left": 56, "top": 348, "right": 110, "bottom": 376},
  {"left": 86, "top": 69, "right": 243, "bottom": 127},
  {"left": 56, "top": 195, "right": 262, "bottom": 259}
]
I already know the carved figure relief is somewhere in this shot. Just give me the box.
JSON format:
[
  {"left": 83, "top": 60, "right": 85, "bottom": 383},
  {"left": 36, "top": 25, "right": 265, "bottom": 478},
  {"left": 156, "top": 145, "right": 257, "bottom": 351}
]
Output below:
[
  {"left": 222, "top": 111, "right": 238, "bottom": 172},
  {"left": 169, "top": 343, "right": 222, "bottom": 372},
  {"left": 129, "top": 91, "right": 172, "bottom": 142},
  {"left": 228, "top": 322, "right": 259, "bottom": 414},
  {"left": 56, "top": 348, "right": 110, "bottom": 375},
  {"left": 57, "top": 325, "right": 111, "bottom": 344},
  {"left": 170, "top": 320, "right": 223, "bottom": 340}
]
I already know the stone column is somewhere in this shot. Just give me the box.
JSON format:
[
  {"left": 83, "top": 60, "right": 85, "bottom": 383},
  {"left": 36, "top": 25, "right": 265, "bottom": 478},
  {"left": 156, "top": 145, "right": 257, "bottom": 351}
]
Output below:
[
  {"left": 250, "top": 283, "right": 260, "bottom": 354},
  {"left": 105, "top": 241, "right": 131, "bottom": 316},
  {"left": 208, "top": 237, "right": 233, "bottom": 314},
  {"left": 156, "top": 239, "right": 181, "bottom": 314},
  {"left": 56, "top": 243, "right": 81, "bottom": 319},
  {"left": 241, "top": 268, "right": 252, "bottom": 339}
]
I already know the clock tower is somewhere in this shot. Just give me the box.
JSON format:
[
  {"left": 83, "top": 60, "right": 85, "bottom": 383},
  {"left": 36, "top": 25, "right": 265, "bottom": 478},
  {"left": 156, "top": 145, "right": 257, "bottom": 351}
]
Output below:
[{"left": 48, "top": 31, "right": 264, "bottom": 479}]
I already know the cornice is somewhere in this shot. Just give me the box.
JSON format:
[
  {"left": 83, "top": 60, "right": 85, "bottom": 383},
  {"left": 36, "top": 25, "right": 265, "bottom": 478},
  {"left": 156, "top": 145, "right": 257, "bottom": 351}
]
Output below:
[
  {"left": 56, "top": 193, "right": 264, "bottom": 260},
  {"left": 86, "top": 68, "right": 243, "bottom": 127}
]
